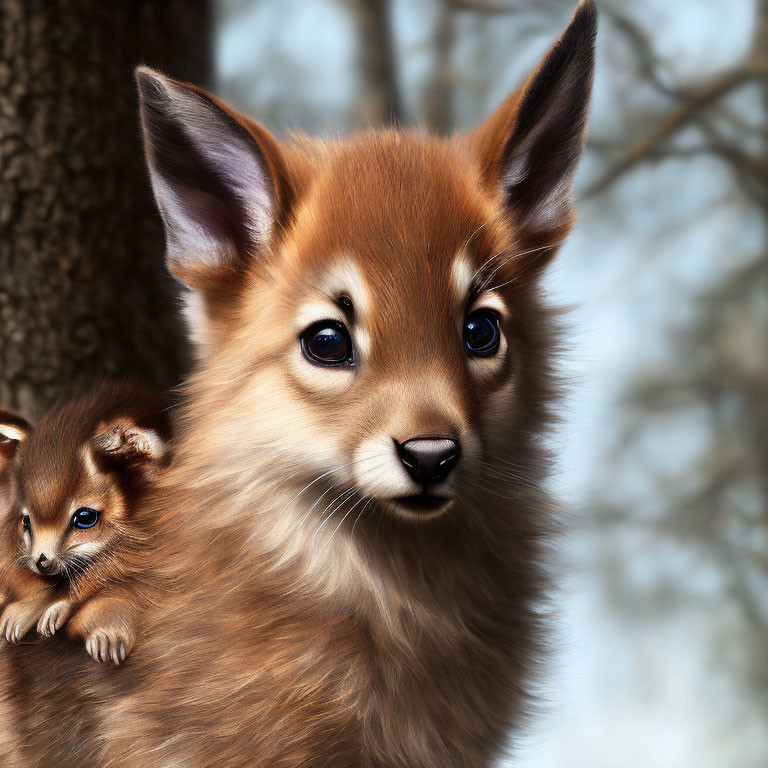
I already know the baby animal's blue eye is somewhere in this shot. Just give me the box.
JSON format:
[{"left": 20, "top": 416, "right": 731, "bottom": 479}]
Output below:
[
  {"left": 301, "top": 321, "right": 353, "bottom": 366},
  {"left": 464, "top": 309, "right": 501, "bottom": 357},
  {"left": 72, "top": 507, "right": 100, "bottom": 529}
]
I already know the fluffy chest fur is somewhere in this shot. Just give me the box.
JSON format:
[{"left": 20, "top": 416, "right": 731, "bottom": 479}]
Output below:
[{"left": 71, "top": 437, "right": 552, "bottom": 767}]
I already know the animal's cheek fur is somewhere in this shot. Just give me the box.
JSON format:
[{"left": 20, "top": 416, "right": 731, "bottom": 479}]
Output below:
[
  {"left": 466, "top": 333, "right": 511, "bottom": 389},
  {"left": 65, "top": 539, "right": 106, "bottom": 559},
  {"left": 65, "top": 519, "right": 116, "bottom": 553},
  {"left": 198, "top": 359, "right": 354, "bottom": 481}
]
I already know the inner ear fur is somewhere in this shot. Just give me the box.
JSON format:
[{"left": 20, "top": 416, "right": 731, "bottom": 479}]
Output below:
[
  {"left": 91, "top": 420, "right": 168, "bottom": 471},
  {"left": 136, "top": 66, "right": 295, "bottom": 296}
]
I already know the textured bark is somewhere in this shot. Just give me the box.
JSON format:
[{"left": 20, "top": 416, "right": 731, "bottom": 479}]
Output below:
[{"left": 0, "top": 0, "right": 211, "bottom": 418}]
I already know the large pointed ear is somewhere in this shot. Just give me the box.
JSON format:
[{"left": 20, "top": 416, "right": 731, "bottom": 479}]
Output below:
[
  {"left": 470, "top": 0, "right": 596, "bottom": 258},
  {"left": 0, "top": 411, "right": 32, "bottom": 475},
  {"left": 136, "top": 67, "right": 293, "bottom": 294}
]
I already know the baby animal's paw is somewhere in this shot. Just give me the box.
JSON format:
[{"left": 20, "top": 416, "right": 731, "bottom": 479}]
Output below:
[
  {"left": 84, "top": 626, "right": 134, "bottom": 665},
  {"left": 37, "top": 600, "right": 72, "bottom": 638},
  {"left": 0, "top": 602, "right": 39, "bottom": 644}
]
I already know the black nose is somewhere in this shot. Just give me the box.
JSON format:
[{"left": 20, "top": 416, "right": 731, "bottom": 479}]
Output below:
[
  {"left": 395, "top": 438, "right": 460, "bottom": 487},
  {"left": 36, "top": 554, "right": 50, "bottom": 572}
]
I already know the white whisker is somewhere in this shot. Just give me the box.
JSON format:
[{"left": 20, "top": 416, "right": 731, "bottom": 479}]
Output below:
[
  {"left": 290, "top": 453, "right": 388, "bottom": 525},
  {"left": 312, "top": 489, "right": 357, "bottom": 543},
  {"left": 483, "top": 245, "right": 556, "bottom": 291},
  {"left": 325, "top": 495, "right": 368, "bottom": 548},
  {"left": 351, "top": 498, "right": 375, "bottom": 537},
  {"left": 461, "top": 221, "right": 489, "bottom": 258},
  {"left": 300, "top": 484, "right": 339, "bottom": 525},
  {"left": 301, "top": 456, "right": 390, "bottom": 527},
  {"left": 470, "top": 248, "right": 510, "bottom": 286}
]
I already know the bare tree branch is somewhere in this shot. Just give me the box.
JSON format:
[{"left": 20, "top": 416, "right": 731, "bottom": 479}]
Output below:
[
  {"left": 602, "top": 6, "right": 687, "bottom": 99},
  {"left": 584, "top": 64, "right": 767, "bottom": 198}
]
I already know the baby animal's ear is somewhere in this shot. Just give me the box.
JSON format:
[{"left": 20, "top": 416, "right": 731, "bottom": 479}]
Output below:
[
  {"left": 0, "top": 410, "right": 32, "bottom": 474},
  {"left": 91, "top": 419, "right": 168, "bottom": 471}
]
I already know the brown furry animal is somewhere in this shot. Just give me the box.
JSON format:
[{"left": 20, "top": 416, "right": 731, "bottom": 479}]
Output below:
[
  {"left": 0, "top": 2, "right": 596, "bottom": 765},
  {"left": 0, "top": 381, "right": 171, "bottom": 663}
]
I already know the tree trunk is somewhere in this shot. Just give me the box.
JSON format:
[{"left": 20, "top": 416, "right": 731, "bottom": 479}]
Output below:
[
  {"left": 423, "top": 0, "right": 455, "bottom": 134},
  {"left": 342, "top": 0, "right": 403, "bottom": 125},
  {"left": 0, "top": 0, "right": 211, "bottom": 418}
]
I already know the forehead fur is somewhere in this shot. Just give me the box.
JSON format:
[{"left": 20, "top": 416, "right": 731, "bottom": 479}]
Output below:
[
  {"left": 278, "top": 130, "right": 507, "bottom": 290},
  {"left": 219, "top": 130, "right": 521, "bottom": 386}
]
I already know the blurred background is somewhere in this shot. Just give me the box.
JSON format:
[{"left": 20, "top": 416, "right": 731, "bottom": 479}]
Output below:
[{"left": 1, "top": 1, "right": 766, "bottom": 765}]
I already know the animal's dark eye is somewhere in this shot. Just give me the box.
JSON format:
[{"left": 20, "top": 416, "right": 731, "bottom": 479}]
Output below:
[
  {"left": 72, "top": 507, "right": 100, "bottom": 529},
  {"left": 337, "top": 295, "right": 353, "bottom": 313},
  {"left": 464, "top": 309, "right": 501, "bottom": 357},
  {"left": 21, "top": 514, "right": 30, "bottom": 531},
  {"left": 301, "top": 321, "right": 353, "bottom": 366}
]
